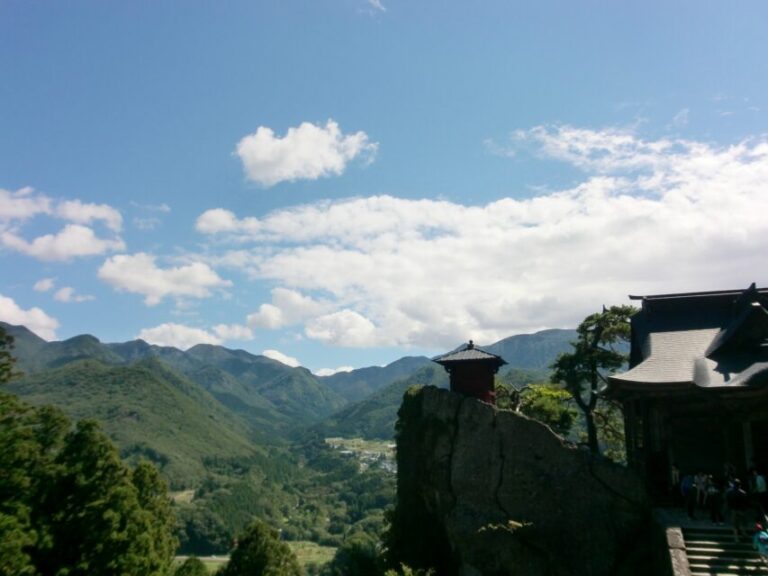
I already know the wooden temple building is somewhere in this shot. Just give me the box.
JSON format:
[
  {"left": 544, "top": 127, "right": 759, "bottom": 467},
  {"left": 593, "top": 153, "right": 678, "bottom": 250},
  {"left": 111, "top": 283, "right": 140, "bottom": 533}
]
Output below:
[
  {"left": 433, "top": 340, "right": 507, "bottom": 404},
  {"left": 607, "top": 284, "right": 768, "bottom": 500}
]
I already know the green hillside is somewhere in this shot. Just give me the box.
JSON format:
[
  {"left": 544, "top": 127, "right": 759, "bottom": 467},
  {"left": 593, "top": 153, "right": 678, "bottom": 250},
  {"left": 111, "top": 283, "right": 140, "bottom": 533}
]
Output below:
[
  {"left": 319, "top": 356, "right": 432, "bottom": 403},
  {"left": 6, "top": 357, "right": 259, "bottom": 489},
  {"left": 482, "top": 328, "right": 577, "bottom": 371},
  {"left": 312, "top": 365, "right": 449, "bottom": 440},
  {"left": 185, "top": 344, "right": 347, "bottom": 424}
]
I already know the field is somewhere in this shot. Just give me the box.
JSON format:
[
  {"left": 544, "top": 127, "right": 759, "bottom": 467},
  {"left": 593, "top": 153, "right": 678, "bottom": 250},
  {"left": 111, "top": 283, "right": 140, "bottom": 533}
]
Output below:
[
  {"left": 175, "top": 540, "right": 336, "bottom": 573},
  {"left": 288, "top": 541, "right": 337, "bottom": 569}
]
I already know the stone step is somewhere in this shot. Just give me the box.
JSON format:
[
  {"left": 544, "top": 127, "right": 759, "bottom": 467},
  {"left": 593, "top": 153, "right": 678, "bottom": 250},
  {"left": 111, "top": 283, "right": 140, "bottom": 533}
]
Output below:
[{"left": 687, "top": 544, "right": 758, "bottom": 556}]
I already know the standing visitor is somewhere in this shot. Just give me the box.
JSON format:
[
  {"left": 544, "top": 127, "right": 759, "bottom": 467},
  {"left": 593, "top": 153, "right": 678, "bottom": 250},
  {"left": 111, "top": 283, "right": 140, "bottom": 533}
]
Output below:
[
  {"left": 753, "top": 523, "right": 768, "bottom": 566},
  {"left": 707, "top": 475, "right": 724, "bottom": 525},
  {"left": 727, "top": 479, "right": 749, "bottom": 542},
  {"left": 752, "top": 468, "right": 767, "bottom": 514}
]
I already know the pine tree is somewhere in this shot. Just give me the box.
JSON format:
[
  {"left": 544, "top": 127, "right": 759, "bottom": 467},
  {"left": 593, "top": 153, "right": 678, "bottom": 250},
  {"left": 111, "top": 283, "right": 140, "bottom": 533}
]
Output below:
[{"left": 218, "top": 520, "right": 302, "bottom": 576}]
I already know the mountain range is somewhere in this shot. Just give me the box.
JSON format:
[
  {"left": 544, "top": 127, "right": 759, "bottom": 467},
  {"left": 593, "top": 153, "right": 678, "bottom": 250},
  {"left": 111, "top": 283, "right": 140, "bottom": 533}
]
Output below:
[{"left": 1, "top": 321, "right": 576, "bottom": 486}]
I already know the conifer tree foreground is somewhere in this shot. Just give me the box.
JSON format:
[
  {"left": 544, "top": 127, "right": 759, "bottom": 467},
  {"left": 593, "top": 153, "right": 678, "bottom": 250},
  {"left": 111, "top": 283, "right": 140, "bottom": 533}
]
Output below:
[
  {"left": 218, "top": 520, "right": 302, "bottom": 576},
  {"left": 0, "top": 327, "right": 177, "bottom": 576}
]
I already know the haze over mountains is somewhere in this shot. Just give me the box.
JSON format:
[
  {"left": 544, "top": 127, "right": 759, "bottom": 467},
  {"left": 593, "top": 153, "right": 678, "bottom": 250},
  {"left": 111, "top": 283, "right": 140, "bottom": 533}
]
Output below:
[{"left": 1, "top": 321, "right": 576, "bottom": 486}]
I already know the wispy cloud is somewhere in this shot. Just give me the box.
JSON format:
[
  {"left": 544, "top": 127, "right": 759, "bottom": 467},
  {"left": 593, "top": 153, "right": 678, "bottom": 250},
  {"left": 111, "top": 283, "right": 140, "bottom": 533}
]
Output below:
[
  {"left": 235, "top": 119, "right": 377, "bottom": 187},
  {"left": 53, "top": 286, "right": 95, "bottom": 303},
  {"left": 198, "top": 125, "right": 768, "bottom": 348}
]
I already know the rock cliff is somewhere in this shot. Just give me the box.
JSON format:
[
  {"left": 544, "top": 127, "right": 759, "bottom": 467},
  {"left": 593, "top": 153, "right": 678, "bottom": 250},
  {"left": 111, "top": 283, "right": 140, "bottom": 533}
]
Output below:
[{"left": 387, "top": 386, "right": 653, "bottom": 576}]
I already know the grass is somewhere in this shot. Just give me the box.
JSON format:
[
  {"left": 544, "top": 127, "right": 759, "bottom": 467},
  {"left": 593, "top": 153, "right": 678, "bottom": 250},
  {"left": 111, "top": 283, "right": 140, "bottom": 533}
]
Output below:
[
  {"left": 174, "top": 541, "right": 336, "bottom": 574},
  {"left": 174, "top": 555, "right": 228, "bottom": 574},
  {"left": 287, "top": 540, "right": 337, "bottom": 568}
]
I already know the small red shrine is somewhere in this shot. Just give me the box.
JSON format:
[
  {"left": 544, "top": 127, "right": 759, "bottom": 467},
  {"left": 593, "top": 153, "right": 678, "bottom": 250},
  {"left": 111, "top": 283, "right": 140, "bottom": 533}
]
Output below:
[{"left": 433, "top": 340, "right": 507, "bottom": 404}]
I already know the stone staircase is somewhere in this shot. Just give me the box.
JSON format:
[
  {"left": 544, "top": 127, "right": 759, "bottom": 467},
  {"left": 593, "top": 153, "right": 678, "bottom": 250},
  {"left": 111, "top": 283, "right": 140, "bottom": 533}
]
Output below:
[{"left": 684, "top": 525, "right": 768, "bottom": 575}]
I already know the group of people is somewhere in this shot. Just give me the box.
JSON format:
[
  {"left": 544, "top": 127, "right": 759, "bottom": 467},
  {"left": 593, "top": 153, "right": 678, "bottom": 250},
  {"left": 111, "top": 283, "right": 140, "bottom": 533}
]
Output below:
[{"left": 673, "top": 464, "right": 768, "bottom": 551}]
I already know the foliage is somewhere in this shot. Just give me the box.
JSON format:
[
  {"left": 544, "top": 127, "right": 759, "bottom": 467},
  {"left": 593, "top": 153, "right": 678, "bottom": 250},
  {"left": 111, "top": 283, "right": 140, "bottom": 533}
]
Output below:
[
  {"left": 551, "top": 305, "right": 634, "bottom": 455},
  {"left": 0, "top": 326, "right": 19, "bottom": 384},
  {"left": 7, "top": 358, "right": 258, "bottom": 488},
  {"left": 173, "top": 557, "right": 208, "bottom": 576},
  {"left": 320, "top": 533, "right": 381, "bottom": 576},
  {"left": 313, "top": 366, "right": 448, "bottom": 440},
  {"left": 0, "top": 392, "right": 177, "bottom": 576},
  {"left": 384, "top": 565, "right": 435, "bottom": 576},
  {"left": 217, "top": 520, "right": 302, "bottom": 576},
  {"left": 518, "top": 384, "right": 577, "bottom": 436}
]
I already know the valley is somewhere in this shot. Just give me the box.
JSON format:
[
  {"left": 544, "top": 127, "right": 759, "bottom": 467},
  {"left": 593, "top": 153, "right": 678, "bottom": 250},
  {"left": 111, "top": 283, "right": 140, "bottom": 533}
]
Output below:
[{"left": 0, "top": 320, "right": 576, "bottom": 568}]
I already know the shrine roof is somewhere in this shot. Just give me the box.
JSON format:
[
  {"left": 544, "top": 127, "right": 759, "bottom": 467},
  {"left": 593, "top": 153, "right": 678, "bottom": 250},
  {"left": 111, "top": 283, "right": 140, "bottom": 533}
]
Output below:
[
  {"left": 433, "top": 341, "right": 507, "bottom": 366},
  {"left": 608, "top": 284, "right": 768, "bottom": 392}
]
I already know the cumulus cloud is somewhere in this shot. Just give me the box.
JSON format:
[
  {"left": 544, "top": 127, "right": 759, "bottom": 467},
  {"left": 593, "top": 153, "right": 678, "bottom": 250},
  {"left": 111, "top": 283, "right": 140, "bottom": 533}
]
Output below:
[
  {"left": 247, "top": 288, "right": 330, "bottom": 329},
  {"left": 98, "top": 253, "right": 231, "bottom": 306},
  {"left": 56, "top": 200, "right": 122, "bottom": 232},
  {"left": 2, "top": 224, "right": 125, "bottom": 261},
  {"left": 137, "top": 323, "right": 222, "bottom": 350},
  {"left": 314, "top": 366, "right": 354, "bottom": 377},
  {"left": 0, "top": 188, "right": 124, "bottom": 261},
  {"left": 262, "top": 349, "right": 301, "bottom": 368},
  {"left": 0, "top": 187, "right": 51, "bottom": 222},
  {"left": 235, "top": 119, "right": 377, "bottom": 186},
  {"left": 0, "top": 294, "right": 59, "bottom": 340},
  {"left": 212, "top": 323, "right": 254, "bottom": 341},
  {"left": 53, "top": 287, "right": 94, "bottom": 303},
  {"left": 198, "top": 125, "right": 768, "bottom": 348}
]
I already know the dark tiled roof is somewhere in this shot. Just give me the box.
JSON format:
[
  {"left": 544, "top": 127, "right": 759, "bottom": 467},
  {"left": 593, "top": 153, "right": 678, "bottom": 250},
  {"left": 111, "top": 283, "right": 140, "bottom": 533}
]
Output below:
[
  {"left": 609, "top": 285, "right": 768, "bottom": 391},
  {"left": 433, "top": 341, "right": 507, "bottom": 366}
]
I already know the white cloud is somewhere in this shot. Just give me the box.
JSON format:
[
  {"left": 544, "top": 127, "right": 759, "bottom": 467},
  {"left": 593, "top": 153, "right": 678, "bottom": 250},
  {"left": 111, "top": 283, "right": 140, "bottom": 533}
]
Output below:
[
  {"left": 672, "top": 108, "right": 690, "bottom": 128},
  {"left": 305, "top": 309, "right": 379, "bottom": 347},
  {"left": 98, "top": 253, "right": 231, "bottom": 306},
  {"left": 368, "top": 0, "right": 386, "bottom": 12},
  {"left": 137, "top": 323, "right": 222, "bottom": 350},
  {"left": 247, "top": 288, "right": 330, "bottom": 329},
  {"left": 34, "top": 278, "right": 55, "bottom": 292},
  {"left": 196, "top": 126, "right": 768, "bottom": 348},
  {"left": 262, "top": 348, "right": 301, "bottom": 368},
  {"left": 0, "top": 187, "right": 51, "bottom": 222},
  {"left": 235, "top": 119, "right": 377, "bottom": 186},
  {"left": 314, "top": 366, "right": 354, "bottom": 377},
  {"left": 2, "top": 224, "right": 125, "bottom": 261},
  {"left": 56, "top": 200, "right": 122, "bottom": 232},
  {"left": 212, "top": 323, "right": 254, "bottom": 341},
  {"left": 53, "top": 286, "right": 94, "bottom": 303},
  {"left": 0, "top": 294, "right": 59, "bottom": 340}
]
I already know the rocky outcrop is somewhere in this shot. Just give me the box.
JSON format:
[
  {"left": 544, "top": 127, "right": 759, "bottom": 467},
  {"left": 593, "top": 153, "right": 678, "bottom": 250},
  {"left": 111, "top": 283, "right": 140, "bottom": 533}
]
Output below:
[{"left": 388, "top": 386, "right": 653, "bottom": 576}]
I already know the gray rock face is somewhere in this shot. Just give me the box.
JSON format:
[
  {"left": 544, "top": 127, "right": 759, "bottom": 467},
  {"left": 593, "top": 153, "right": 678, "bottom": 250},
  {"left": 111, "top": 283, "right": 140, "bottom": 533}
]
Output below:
[{"left": 390, "top": 386, "right": 653, "bottom": 576}]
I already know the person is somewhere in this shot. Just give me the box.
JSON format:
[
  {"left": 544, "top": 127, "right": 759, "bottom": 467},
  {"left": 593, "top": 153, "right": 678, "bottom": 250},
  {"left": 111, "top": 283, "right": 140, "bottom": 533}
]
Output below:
[
  {"left": 670, "top": 463, "right": 681, "bottom": 506},
  {"left": 695, "top": 471, "right": 708, "bottom": 508},
  {"left": 727, "top": 479, "right": 749, "bottom": 542},
  {"left": 752, "top": 468, "right": 767, "bottom": 513},
  {"left": 753, "top": 523, "right": 768, "bottom": 566},
  {"left": 707, "top": 475, "right": 724, "bottom": 525},
  {"left": 681, "top": 474, "right": 696, "bottom": 519}
]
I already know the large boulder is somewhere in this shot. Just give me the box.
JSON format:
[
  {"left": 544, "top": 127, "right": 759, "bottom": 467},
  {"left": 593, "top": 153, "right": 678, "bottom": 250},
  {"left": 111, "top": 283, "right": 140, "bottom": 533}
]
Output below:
[{"left": 388, "top": 386, "right": 652, "bottom": 576}]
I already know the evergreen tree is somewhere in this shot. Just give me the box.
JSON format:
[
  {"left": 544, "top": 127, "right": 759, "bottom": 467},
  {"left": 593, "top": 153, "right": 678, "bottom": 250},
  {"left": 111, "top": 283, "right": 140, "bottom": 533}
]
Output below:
[
  {"left": 174, "top": 557, "right": 208, "bottom": 576},
  {"left": 551, "top": 305, "right": 634, "bottom": 455},
  {"left": 218, "top": 520, "right": 302, "bottom": 576},
  {"left": 0, "top": 394, "right": 177, "bottom": 574},
  {"left": 0, "top": 326, "right": 18, "bottom": 384}
]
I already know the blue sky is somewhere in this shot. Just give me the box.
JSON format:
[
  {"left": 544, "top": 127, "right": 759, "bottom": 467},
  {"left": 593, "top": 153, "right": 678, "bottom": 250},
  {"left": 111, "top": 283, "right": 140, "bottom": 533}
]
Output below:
[{"left": 3, "top": 1, "right": 768, "bottom": 374}]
